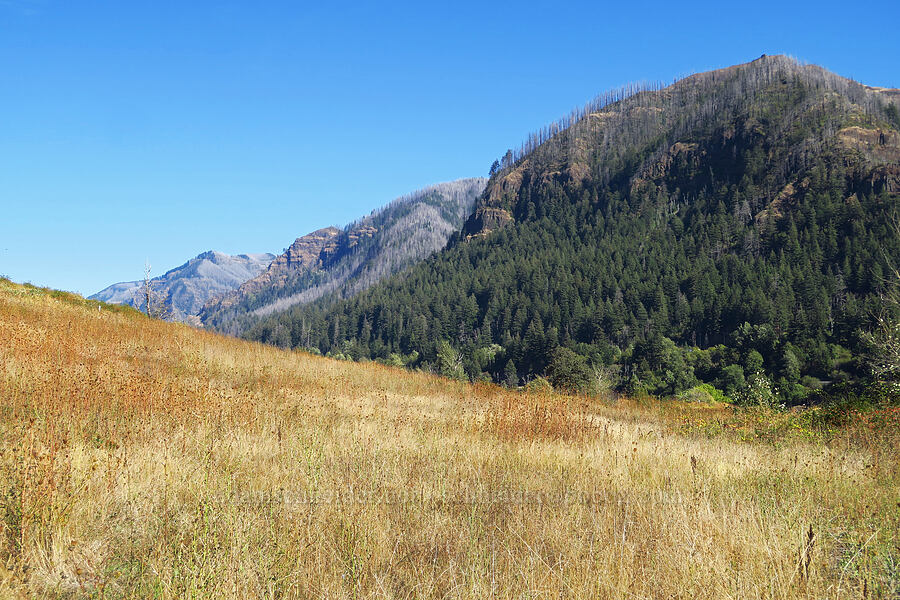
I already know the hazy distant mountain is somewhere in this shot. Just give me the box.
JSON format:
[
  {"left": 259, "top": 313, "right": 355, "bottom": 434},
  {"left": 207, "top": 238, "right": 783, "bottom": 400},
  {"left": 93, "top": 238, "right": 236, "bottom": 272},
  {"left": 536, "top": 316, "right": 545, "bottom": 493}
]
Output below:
[
  {"left": 91, "top": 251, "right": 275, "bottom": 322},
  {"left": 200, "top": 178, "right": 487, "bottom": 334}
]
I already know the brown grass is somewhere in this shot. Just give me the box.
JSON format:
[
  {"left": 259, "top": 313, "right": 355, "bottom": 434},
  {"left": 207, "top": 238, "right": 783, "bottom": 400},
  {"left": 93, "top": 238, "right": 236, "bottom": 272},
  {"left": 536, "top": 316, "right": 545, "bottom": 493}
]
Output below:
[{"left": 0, "top": 278, "right": 898, "bottom": 598}]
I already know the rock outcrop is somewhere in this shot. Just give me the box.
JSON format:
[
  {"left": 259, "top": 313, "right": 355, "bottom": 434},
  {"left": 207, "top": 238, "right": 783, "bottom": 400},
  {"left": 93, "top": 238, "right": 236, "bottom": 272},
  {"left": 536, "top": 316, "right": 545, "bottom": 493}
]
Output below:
[
  {"left": 211, "top": 227, "right": 343, "bottom": 312},
  {"left": 200, "top": 178, "right": 486, "bottom": 333}
]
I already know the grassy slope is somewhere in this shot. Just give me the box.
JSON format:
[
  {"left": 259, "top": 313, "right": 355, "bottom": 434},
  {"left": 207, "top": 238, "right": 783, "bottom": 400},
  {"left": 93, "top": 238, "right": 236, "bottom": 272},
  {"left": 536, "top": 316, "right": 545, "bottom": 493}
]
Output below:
[{"left": 0, "top": 279, "right": 897, "bottom": 599}]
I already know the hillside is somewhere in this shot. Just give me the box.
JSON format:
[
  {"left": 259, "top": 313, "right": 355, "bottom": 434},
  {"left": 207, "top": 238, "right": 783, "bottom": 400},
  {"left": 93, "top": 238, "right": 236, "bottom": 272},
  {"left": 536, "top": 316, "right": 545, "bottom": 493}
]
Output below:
[
  {"left": 201, "top": 178, "right": 486, "bottom": 335},
  {"left": 91, "top": 251, "right": 274, "bottom": 322},
  {"left": 246, "top": 56, "right": 900, "bottom": 402},
  {"left": 1, "top": 277, "right": 898, "bottom": 598}
]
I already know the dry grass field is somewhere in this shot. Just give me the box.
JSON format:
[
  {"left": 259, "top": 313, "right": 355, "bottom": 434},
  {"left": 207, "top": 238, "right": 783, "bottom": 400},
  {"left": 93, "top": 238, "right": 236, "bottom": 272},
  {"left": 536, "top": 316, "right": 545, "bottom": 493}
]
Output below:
[{"left": 1, "top": 278, "right": 898, "bottom": 599}]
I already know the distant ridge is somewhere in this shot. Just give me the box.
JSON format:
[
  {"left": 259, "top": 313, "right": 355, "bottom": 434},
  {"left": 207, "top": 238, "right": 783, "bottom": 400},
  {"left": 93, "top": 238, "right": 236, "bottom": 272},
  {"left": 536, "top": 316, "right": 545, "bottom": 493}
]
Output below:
[
  {"left": 201, "top": 178, "right": 487, "bottom": 335},
  {"left": 90, "top": 251, "right": 274, "bottom": 322}
]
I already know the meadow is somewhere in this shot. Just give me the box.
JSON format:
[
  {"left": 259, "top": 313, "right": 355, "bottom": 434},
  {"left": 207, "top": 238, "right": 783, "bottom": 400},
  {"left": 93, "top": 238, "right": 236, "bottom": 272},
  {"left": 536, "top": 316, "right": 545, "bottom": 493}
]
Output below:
[{"left": 1, "top": 278, "right": 897, "bottom": 598}]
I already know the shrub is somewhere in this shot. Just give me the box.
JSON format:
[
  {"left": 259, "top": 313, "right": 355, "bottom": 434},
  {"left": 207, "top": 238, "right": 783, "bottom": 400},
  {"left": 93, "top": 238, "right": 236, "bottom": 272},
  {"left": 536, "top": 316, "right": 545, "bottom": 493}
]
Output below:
[
  {"left": 525, "top": 376, "right": 553, "bottom": 393},
  {"left": 546, "top": 347, "right": 593, "bottom": 393},
  {"left": 677, "top": 383, "right": 730, "bottom": 404},
  {"left": 384, "top": 353, "right": 405, "bottom": 367},
  {"left": 736, "top": 374, "right": 778, "bottom": 407},
  {"left": 677, "top": 386, "right": 714, "bottom": 403},
  {"left": 436, "top": 341, "right": 466, "bottom": 380}
]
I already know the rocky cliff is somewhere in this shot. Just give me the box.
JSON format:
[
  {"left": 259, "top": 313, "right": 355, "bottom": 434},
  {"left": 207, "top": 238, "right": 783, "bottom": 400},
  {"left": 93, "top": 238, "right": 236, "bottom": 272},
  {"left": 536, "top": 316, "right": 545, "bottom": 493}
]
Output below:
[{"left": 200, "top": 178, "right": 486, "bottom": 334}]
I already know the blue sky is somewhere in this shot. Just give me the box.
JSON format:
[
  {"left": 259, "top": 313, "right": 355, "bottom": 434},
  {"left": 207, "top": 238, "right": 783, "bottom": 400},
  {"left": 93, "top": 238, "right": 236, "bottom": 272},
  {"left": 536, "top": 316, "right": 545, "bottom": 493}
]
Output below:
[{"left": 1, "top": 0, "right": 898, "bottom": 295}]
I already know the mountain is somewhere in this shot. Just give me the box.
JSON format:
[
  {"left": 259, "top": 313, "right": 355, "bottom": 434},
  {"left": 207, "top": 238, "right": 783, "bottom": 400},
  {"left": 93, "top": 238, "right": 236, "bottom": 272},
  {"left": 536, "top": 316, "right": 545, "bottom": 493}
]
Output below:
[
  {"left": 245, "top": 56, "right": 900, "bottom": 402},
  {"left": 200, "top": 178, "right": 487, "bottom": 335},
  {"left": 91, "top": 251, "right": 275, "bottom": 322}
]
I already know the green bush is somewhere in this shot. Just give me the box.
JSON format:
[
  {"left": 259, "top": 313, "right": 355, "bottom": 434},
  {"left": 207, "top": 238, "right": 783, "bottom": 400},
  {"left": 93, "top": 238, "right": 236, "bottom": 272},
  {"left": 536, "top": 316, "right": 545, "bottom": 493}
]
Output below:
[
  {"left": 677, "top": 386, "right": 714, "bottom": 403},
  {"left": 382, "top": 353, "right": 405, "bottom": 367},
  {"left": 546, "top": 347, "right": 593, "bottom": 393},
  {"left": 736, "top": 374, "right": 778, "bottom": 408},
  {"left": 677, "top": 383, "right": 731, "bottom": 404},
  {"left": 436, "top": 341, "right": 466, "bottom": 380},
  {"left": 525, "top": 376, "right": 553, "bottom": 393}
]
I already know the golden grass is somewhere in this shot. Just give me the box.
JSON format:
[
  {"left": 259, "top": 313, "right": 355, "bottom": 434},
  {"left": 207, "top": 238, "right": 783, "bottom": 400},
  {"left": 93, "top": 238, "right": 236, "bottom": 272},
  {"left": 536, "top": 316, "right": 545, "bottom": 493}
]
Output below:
[{"left": 0, "top": 279, "right": 898, "bottom": 599}]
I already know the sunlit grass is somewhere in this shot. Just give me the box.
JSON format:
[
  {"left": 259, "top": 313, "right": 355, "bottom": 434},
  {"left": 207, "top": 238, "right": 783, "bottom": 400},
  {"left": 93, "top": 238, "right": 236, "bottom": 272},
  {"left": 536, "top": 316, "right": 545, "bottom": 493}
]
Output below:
[{"left": 0, "top": 280, "right": 897, "bottom": 598}]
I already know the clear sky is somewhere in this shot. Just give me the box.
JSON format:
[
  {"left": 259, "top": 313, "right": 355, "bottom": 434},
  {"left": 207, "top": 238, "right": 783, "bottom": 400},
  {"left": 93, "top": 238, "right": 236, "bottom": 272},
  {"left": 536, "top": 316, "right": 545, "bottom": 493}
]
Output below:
[{"left": 1, "top": 0, "right": 898, "bottom": 295}]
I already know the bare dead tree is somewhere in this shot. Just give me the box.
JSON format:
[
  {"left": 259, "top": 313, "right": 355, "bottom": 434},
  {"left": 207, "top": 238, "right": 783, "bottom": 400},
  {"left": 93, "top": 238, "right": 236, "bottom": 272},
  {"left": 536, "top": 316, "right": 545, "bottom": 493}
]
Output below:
[
  {"left": 864, "top": 214, "right": 900, "bottom": 380},
  {"left": 137, "top": 261, "right": 172, "bottom": 320}
]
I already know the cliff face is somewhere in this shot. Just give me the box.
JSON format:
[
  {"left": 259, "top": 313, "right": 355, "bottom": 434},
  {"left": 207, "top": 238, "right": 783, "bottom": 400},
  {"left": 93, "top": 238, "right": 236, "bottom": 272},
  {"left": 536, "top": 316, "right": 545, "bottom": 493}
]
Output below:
[
  {"left": 281, "top": 227, "right": 343, "bottom": 268},
  {"left": 200, "top": 178, "right": 486, "bottom": 334},
  {"left": 211, "top": 227, "right": 343, "bottom": 312}
]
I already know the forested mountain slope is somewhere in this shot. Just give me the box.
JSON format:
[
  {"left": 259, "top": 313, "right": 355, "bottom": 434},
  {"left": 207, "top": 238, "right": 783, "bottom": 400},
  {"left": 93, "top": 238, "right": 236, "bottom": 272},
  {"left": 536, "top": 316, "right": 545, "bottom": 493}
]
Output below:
[
  {"left": 90, "top": 251, "right": 274, "bottom": 322},
  {"left": 201, "top": 178, "right": 486, "bottom": 335},
  {"left": 246, "top": 56, "right": 900, "bottom": 402}
]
